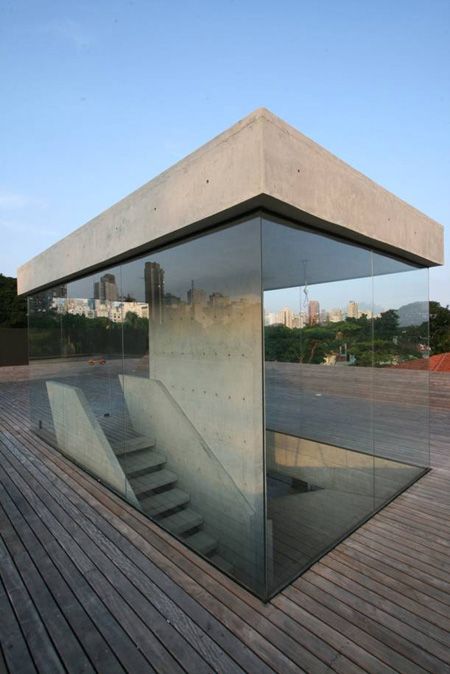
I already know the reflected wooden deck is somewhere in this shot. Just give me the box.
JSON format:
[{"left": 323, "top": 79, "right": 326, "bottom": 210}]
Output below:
[
  {"left": 265, "top": 362, "right": 432, "bottom": 466},
  {"left": 0, "top": 365, "right": 449, "bottom": 673}
]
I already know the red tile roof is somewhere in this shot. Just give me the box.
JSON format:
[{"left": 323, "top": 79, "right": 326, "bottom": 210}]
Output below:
[{"left": 394, "top": 352, "right": 450, "bottom": 371}]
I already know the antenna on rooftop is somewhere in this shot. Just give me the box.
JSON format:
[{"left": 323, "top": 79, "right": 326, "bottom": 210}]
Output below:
[{"left": 302, "top": 259, "right": 309, "bottom": 313}]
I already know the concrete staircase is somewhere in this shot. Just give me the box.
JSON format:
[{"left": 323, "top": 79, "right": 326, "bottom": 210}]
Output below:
[{"left": 112, "top": 434, "right": 233, "bottom": 574}]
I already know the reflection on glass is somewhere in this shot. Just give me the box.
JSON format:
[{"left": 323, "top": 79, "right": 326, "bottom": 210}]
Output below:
[
  {"left": 29, "top": 286, "right": 65, "bottom": 448},
  {"left": 262, "top": 216, "right": 428, "bottom": 596},
  {"left": 121, "top": 219, "right": 265, "bottom": 594},
  {"left": 372, "top": 255, "right": 429, "bottom": 503},
  {"left": 29, "top": 217, "right": 265, "bottom": 596},
  {"left": 27, "top": 213, "right": 430, "bottom": 600}
]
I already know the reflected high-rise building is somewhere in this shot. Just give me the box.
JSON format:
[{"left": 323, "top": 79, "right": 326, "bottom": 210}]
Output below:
[
  {"left": 209, "top": 292, "right": 230, "bottom": 308},
  {"left": 94, "top": 273, "right": 119, "bottom": 302},
  {"left": 347, "top": 300, "right": 359, "bottom": 319},
  {"left": 329, "top": 308, "right": 344, "bottom": 323},
  {"left": 187, "top": 286, "right": 207, "bottom": 307},
  {"left": 320, "top": 309, "right": 328, "bottom": 324},
  {"left": 34, "top": 284, "right": 67, "bottom": 312},
  {"left": 187, "top": 284, "right": 208, "bottom": 321},
  {"left": 164, "top": 293, "right": 181, "bottom": 307},
  {"left": 277, "top": 307, "right": 294, "bottom": 328},
  {"left": 308, "top": 300, "right": 320, "bottom": 325},
  {"left": 144, "top": 262, "right": 165, "bottom": 323},
  {"left": 264, "top": 311, "right": 278, "bottom": 326}
]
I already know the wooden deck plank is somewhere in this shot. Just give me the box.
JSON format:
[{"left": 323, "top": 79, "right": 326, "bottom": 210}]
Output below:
[
  {"left": 0, "top": 463, "right": 135, "bottom": 674},
  {"left": 0, "top": 441, "right": 204, "bottom": 674},
  {"left": 0, "top": 429, "right": 310, "bottom": 674},
  {"left": 373, "top": 511, "right": 450, "bottom": 551},
  {"left": 304, "top": 569, "right": 448, "bottom": 672},
  {"left": 0, "top": 503, "right": 96, "bottom": 674},
  {"left": 340, "top": 538, "right": 450, "bottom": 609},
  {"left": 19, "top": 425, "right": 354, "bottom": 674},
  {"left": 272, "top": 593, "right": 397, "bottom": 674},
  {"left": 351, "top": 529, "right": 450, "bottom": 586},
  {"left": 0, "top": 574, "right": 37, "bottom": 674},
  {"left": 0, "top": 445, "right": 245, "bottom": 674},
  {"left": 328, "top": 548, "right": 450, "bottom": 629},
  {"left": 0, "top": 367, "right": 449, "bottom": 674},
  {"left": 319, "top": 555, "right": 450, "bottom": 649},
  {"left": 284, "top": 581, "right": 430, "bottom": 674},
  {"left": 0, "top": 429, "right": 283, "bottom": 674},
  {"left": 0, "top": 402, "right": 325, "bottom": 674},
  {"left": 365, "top": 518, "right": 450, "bottom": 559},
  {"left": 20, "top": 458, "right": 296, "bottom": 674},
  {"left": 0, "top": 536, "right": 65, "bottom": 674}
]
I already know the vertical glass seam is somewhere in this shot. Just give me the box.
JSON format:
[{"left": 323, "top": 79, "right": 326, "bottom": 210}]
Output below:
[
  {"left": 371, "top": 249, "right": 375, "bottom": 511},
  {"left": 259, "top": 214, "right": 268, "bottom": 600}
]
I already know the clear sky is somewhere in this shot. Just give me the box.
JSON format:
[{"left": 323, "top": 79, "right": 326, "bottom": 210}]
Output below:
[{"left": 1, "top": 0, "right": 449, "bottom": 303}]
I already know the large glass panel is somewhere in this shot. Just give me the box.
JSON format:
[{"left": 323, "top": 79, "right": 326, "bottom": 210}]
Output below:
[
  {"left": 372, "top": 254, "right": 429, "bottom": 504},
  {"left": 29, "top": 285, "right": 66, "bottom": 439},
  {"left": 262, "top": 217, "right": 375, "bottom": 594},
  {"left": 262, "top": 215, "right": 429, "bottom": 597},
  {"left": 29, "top": 267, "right": 130, "bottom": 501},
  {"left": 28, "top": 219, "right": 265, "bottom": 596},
  {"left": 120, "top": 217, "right": 265, "bottom": 595},
  {"left": 28, "top": 212, "right": 430, "bottom": 600}
]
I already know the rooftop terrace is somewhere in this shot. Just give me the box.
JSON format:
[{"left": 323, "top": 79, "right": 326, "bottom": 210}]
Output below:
[{"left": 0, "top": 364, "right": 449, "bottom": 673}]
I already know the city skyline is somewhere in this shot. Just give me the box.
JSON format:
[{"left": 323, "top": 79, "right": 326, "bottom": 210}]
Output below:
[
  {"left": 264, "top": 298, "right": 382, "bottom": 328},
  {"left": 49, "top": 275, "right": 254, "bottom": 327},
  {"left": 264, "top": 273, "right": 429, "bottom": 317},
  {"left": 46, "top": 278, "right": 430, "bottom": 327}
]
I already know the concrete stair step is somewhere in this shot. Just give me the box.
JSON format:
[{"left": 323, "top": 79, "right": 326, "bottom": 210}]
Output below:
[
  {"left": 141, "top": 488, "right": 190, "bottom": 517},
  {"left": 119, "top": 451, "right": 166, "bottom": 478},
  {"left": 185, "top": 531, "right": 217, "bottom": 556},
  {"left": 131, "top": 470, "right": 177, "bottom": 498},
  {"left": 114, "top": 435, "right": 155, "bottom": 456},
  {"left": 160, "top": 508, "right": 203, "bottom": 535},
  {"left": 210, "top": 554, "right": 234, "bottom": 575}
]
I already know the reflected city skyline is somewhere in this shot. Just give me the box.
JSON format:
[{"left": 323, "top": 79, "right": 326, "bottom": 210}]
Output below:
[{"left": 264, "top": 298, "right": 383, "bottom": 328}]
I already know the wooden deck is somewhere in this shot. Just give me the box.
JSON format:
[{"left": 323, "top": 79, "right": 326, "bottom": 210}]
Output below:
[{"left": 0, "top": 365, "right": 449, "bottom": 673}]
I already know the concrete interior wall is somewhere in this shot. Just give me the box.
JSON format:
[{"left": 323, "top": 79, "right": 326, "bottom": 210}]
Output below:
[{"left": 143, "top": 299, "right": 265, "bottom": 585}]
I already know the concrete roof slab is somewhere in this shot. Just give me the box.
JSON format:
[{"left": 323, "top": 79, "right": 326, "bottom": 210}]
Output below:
[{"left": 18, "top": 108, "right": 444, "bottom": 294}]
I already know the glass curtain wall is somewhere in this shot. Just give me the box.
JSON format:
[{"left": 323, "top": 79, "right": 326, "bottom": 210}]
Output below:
[
  {"left": 28, "top": 213, "right": 429, "bottom": 600},
  {"left": 28, "top": 216, "right": 266, "bottom": 596},
  {"left": 262, "top": 215, "right": 429, "bottom": 596}
]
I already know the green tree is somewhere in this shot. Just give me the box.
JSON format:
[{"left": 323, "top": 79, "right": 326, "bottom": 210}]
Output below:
[
  {"left": 374, "top": 309, "right": 399, "bottom": 339},
  {"left": 429, "top": 301, "right": 450, "bottom": 355},
  {"left": 0, "top": 274, "right": 27, "bottom": 327}
]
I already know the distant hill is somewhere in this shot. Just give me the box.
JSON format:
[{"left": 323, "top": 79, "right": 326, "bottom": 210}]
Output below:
[{"left": 397, "top": 301, "right": 428, "bottom": 327}]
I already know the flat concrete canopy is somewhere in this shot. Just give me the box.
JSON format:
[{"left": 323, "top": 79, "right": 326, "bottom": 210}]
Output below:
[{"left": 18, "top": 108, "right": 444, "bottom": 294}]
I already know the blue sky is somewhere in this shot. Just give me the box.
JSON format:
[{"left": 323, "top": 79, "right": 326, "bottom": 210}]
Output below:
[{"left": 1, "top": 0, "right": 449, "bottom": 303}]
